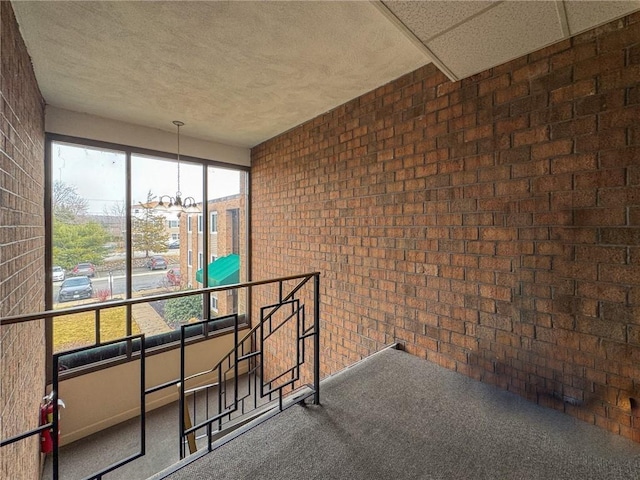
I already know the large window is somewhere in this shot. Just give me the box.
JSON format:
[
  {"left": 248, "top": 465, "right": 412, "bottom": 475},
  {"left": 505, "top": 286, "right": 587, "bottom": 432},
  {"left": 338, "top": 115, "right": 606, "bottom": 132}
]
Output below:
[{"left": 47, "top": 136, "right": 249, "bottom": 357}]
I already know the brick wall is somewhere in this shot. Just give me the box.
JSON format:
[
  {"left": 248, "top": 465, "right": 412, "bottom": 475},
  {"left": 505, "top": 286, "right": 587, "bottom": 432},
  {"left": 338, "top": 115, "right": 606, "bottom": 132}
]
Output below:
[
  {"left": 0, "top": 3, "right": 46, "bottom": 478},
  {"left": 251, "top": 13, "right": 640, "bottom": 441}
]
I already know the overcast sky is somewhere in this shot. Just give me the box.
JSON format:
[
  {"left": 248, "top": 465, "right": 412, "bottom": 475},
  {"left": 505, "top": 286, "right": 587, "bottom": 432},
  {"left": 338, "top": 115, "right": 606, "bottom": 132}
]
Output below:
[{"left": 53, "top": 142, "right": 242, "bottom": 214}]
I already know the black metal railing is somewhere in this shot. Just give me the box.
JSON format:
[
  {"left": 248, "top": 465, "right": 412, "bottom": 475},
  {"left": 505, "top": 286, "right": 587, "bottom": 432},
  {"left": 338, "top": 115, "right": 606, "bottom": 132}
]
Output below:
[
  {"left": 0, "top": 272, "right": 320, "bottom": 480},
  {"left": 177, "top": 272, "right": 321, "bottom": 458}
]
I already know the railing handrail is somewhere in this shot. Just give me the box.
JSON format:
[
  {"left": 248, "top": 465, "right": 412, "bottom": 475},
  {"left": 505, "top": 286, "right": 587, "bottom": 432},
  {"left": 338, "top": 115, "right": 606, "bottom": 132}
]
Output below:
[
  {"left": 2, "top": 271, "right": 321, "bottom": 479},
  {"left": 183, "top": 274, "right": 316, "bottom": 384},
  {"left": 0, "top": 272, "right": 321, "bottom": 326},
  {"left": 177, "top": 272, "right": 321, "bottom": 459}
]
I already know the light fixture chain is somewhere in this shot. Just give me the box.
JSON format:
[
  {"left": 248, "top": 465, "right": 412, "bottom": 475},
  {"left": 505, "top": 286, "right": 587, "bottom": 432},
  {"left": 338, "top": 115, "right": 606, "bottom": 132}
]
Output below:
[
  {"left": 155, "top": 120, "right": 197, "bottom": 213},
  {"left": 173, "top": 120, "right": 184, "bottom": 194}
]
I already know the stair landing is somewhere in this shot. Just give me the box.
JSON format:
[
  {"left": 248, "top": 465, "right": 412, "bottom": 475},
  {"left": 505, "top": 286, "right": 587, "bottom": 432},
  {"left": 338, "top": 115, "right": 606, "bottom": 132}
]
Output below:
[{"left": 161, "top": 347, "right": 640, "bottom": 479}]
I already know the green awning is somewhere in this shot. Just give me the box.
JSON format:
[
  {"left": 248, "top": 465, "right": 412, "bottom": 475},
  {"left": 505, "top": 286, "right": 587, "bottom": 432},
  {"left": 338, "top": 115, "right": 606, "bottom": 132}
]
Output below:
[{"left": 195, "top": 254, "right": 240, "bottom": 287}]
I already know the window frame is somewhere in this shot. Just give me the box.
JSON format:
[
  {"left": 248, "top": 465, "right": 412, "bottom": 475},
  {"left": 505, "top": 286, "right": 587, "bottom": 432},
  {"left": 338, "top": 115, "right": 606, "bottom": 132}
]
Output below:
[
  {"left": 44, "top": 133, "right": 251, "bottom": 378},
  {"left": 211, "top": 295, "right": 219, "bottom": 312},
  {"left": 211, "top": 211, "right": 218, "bottom": 233}
]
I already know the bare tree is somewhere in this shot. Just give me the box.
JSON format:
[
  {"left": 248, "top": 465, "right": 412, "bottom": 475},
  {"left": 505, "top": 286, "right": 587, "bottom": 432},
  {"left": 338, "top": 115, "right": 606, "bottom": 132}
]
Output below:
[
  {"left": 53, "top": 180, "right": 88, "bottom": 222},
  {"left": 102, "top": 201, "right": 127, "bottom": 248}
]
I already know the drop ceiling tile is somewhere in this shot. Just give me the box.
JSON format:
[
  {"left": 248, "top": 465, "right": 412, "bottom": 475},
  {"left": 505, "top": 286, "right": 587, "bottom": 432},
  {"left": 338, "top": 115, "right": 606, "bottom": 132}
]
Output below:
[
  {"left": 427, "top": 1, "right": 565, "bottom": 79},
  {"left": 382, "top": 1, "right": 497, "bottom": 42},
  {"left": 564, "top": 0, "right": 640, "bottom": 34}
]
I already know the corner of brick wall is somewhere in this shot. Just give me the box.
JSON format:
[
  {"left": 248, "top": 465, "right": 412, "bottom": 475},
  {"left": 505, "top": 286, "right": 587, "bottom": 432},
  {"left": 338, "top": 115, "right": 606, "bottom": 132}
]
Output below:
[
  {"left": 1, "top": 2, "right": 47, "bottom": 478},
  {"left": 251, "top": 12, "right": 640, "bottom": 442}
]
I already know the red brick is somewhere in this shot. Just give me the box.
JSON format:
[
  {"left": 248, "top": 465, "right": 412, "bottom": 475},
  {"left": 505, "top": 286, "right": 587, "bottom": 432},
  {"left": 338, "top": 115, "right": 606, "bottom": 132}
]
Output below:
[
  {"left": 550, "top": 116, "right": 596, "bottom": 139},
  {"left": 478, "top": 73, "right": 510, "bottom": 96},
  {"left": 601, "top": 228, "right": 640, "bottom": 246},
  {"left": 532, "top": 173, "right": 573, "bottom": 193},
  {"left": 575, "top": 246, "right": 627, "bottom": 264},
  {"left": 479, "top": 256, "right": 512, "bottom": 271},
  {"left": 550, "top": 79, "right": 596, "bottom": 103},
  {"left": 495, "top": 83, "right": 530, "bottom": 105},
  {"left": 600, "top": 105, "right": 640, "bottom": 129},
  {"left": 574, "top": 208, "right": 627, "bottom": 226},
  {"left": 551, "top": 42, "right": 597, "bottom": 70},
  {"left": 531, "top": 139, "right": 573, "bottom": 159},
  {"left": 550, "top": 154, "right": 596, "bottom": 174},
  {"left": 448, "top": 112, "right": 474, "bottom": 131},
  {"left": 599, "top": 20, "right": 640, "bottom": 53},
  {"left": 495, "top": 115, "right": 529, "bottom": 136},
  {"left": 575, "top": 91, "right": 625, "bottom": 115},
  {"left": 598, "top": 187, "right": 640, "bottom": 207},
  {"left": 512, "top": 159, "right": 550, "bottom": 178},
  {"left": 600, "top": 265, "right": 640, "bottom": 284},
  {"left": 512, "top": 59, "right": 550, "bottom": 82},
  {"left": 479, "top": 284, "right": 513, "bottom": 302},
  {"left": 464, "top": 124, "right": 493, "bottom": 142},
  {"left": 576, "top": 317, "right": 626, "bottom": 342},
  {"left": 510, "top": 93, "right": 549, "bottom": 115},
  {"left": 577, "top": 132, "right": 629, "bottom": 154},
  {"left": 574, "top": 51, "right": 626, "bottom": 81},
  {"left": 531, "top": 103, "right": 574, "bottom": 126},
  {"left": 514, "top": 126, "right": 550, "bottom": 146},
  {"left": 574, "top": 169, "right": 626, "bottom": 189}
]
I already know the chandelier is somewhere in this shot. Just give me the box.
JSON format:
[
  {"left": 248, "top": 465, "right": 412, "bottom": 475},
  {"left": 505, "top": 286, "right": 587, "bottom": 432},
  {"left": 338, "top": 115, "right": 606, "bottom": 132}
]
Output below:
[{"left": 155, "top": 120, "right": 200, "bottom": 213}]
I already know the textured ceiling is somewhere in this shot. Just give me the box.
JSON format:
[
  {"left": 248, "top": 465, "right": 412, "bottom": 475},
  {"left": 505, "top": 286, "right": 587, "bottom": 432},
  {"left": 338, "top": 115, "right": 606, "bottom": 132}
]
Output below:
[
  {"left": 11, "top": 1, "right": 427, "bottom": 148},
  {"left": 11, "top": 1, "right": 640, "bottom": 149}
]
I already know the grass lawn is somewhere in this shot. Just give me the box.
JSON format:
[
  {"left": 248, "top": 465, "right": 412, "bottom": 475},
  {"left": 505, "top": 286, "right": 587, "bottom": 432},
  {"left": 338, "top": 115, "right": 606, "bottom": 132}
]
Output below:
[{"left": 53, "top": 307, "right": 141, "bottom": 352}]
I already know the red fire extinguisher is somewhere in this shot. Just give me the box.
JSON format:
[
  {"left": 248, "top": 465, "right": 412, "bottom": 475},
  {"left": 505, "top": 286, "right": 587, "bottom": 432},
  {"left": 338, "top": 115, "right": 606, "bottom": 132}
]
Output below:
[{"left": 40, "top": 392, "right": 65, "bottom": 454}]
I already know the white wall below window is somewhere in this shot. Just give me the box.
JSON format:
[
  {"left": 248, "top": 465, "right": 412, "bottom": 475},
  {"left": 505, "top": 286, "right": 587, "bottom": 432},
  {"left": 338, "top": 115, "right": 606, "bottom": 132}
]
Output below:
[{"left": 58, "top": 332, "right": 250, "bottom": 445}]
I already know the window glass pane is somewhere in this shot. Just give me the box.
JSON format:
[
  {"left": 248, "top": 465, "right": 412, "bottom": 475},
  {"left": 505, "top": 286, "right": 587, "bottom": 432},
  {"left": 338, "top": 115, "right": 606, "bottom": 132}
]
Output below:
[
  {"left": 130, "top": 154, "right": 202, "bottom": 334},
  {"left": 203, "top": 167, "right": 248, "bottom": 318},
  {"left": 53, "top": 306, "right": 132, "bottom": 356},
  {"left": 51, "top": 142, "right": 126, "bottom": 353},
  {"left": 49, "top": 138, "right": 249, "bottom": 359}
]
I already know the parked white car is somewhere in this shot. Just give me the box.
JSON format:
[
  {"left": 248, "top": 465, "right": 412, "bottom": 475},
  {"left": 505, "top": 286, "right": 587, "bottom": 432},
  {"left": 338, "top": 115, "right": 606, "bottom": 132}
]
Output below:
[{"left": 52, "top": 266, "right": 65, "bottom": 282}]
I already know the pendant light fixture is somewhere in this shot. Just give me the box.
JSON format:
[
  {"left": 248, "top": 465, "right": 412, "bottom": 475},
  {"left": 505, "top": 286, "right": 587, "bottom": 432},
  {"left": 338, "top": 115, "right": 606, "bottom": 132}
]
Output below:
[{"left": 156, "top": 120, "right": 200, "bottom": 213}]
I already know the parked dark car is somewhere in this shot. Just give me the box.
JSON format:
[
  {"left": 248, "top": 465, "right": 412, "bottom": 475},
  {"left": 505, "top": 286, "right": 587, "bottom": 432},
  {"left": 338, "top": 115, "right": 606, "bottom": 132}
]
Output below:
[
  {"left": 166, "top": 267, "right": 181, "bottom": 286},
  {"left": 58, "top": 276, "right": 93, "bottom": 303},
  {"left": 145, "top": 255, "right": 167, "bottom": 270},
  {"left": 72, "top": 262, "right": 96, "bottom": 277}
]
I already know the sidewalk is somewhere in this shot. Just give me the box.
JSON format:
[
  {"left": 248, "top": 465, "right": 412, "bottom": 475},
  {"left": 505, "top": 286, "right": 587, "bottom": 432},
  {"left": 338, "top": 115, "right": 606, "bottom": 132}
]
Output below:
[{"left": 132, "top": 298, "right": 172, "bottom": 336}]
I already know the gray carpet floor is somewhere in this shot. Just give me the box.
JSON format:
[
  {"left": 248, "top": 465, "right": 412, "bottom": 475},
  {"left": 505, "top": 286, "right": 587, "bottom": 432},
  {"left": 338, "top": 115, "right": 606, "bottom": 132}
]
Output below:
[
  {"left": 164, "top": 347, "right": 640, "bottom": 480},
  {"left": 43, "top": 374, "right": 271, "bottom": 480}
]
